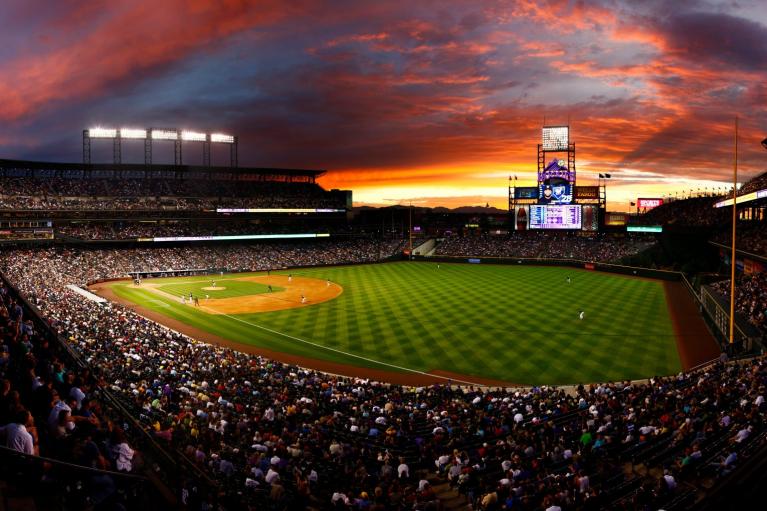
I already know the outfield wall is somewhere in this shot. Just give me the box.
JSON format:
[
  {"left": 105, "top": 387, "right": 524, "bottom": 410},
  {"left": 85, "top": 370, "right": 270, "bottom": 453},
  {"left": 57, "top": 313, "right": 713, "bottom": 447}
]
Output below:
[
  {"left": 416, "top": 254, "right": 681, "bottom": 281},
  {"left": 87, "top": 253, "right": 406, "bottom": 286}
]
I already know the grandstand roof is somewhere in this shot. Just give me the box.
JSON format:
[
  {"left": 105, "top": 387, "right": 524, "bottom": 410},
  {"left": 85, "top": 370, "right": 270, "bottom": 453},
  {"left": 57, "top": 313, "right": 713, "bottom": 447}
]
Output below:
[{"left": 0, "top": 158, "right": 326, "bottom": 179}]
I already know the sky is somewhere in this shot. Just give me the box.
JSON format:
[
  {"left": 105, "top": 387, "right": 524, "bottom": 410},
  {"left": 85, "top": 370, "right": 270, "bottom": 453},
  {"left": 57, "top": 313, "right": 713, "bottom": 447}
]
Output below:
[{"left": 0, "top": 0, "right": 766, "bottom": 211}]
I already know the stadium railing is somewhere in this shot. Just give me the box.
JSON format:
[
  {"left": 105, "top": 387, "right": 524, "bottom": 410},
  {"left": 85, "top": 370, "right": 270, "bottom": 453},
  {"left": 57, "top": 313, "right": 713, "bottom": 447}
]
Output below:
[
  {"left": 709, "top": 241, "right": 767, "bottom": 265},
  {"left": 679, "top": 272, "right": 757, "bottom": 356},
  {"left": 0, "top": 270, "right": 218, "bottom": 507},
  {"left": 0, "top": 444, "right": 153, "bottom": 509},
  {"left": 700, "top": 285, "right": 764, "bottom": 354}
]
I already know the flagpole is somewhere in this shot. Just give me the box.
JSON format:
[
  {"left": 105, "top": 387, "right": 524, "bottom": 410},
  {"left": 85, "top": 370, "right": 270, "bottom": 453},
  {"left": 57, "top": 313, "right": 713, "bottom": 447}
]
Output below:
[{"left": 729, "top": 117, "right": 738, "bottom": 346}]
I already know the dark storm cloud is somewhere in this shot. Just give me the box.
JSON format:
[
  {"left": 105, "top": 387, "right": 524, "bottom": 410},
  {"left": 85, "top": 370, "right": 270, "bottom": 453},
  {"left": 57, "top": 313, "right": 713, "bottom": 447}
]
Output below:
[{"left": 661, "top": 12, "right": 767, "bottom": 70}]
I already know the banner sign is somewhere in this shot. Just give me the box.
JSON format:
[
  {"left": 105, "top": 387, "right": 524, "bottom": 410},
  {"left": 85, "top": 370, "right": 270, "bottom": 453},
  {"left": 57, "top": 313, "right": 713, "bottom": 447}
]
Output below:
[
  {"left": 574, "top": 186, "right": 600, "bottom": 200},
  {"left": 626, "top": 225, "right": 662, "bottom": 233},
  {"left": 637, "top": 198, "right": 663, "bottom": 209},
  {"left": 605, "top": 212, "right": 629, "bottom": 226}
]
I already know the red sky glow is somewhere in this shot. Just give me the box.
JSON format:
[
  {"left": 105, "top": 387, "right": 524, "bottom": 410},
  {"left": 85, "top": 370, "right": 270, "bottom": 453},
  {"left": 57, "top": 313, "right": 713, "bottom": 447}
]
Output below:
[{"left": 0, "top": 0, "right": 765, "bottom": 210}]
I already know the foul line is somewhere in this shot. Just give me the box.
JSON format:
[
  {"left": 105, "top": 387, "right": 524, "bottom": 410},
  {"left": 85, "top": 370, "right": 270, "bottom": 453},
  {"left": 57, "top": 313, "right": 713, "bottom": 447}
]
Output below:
[{"left": 206, "top": 309, "right": 490, "bottom": 387}]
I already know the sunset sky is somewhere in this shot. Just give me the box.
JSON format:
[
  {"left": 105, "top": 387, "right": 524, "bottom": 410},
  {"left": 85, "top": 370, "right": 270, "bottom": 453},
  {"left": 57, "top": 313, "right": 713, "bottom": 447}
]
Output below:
[{"left": 0, "top": 0, "right": 766, "bottom": 210}]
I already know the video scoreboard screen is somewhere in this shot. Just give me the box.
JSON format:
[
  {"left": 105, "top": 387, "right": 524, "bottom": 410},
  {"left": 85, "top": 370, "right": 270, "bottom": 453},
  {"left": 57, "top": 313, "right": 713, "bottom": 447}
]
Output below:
[
  {"left": 514, "top": 186, "right": 539, "bottom": 199},
  {"left": 581, "top": 205, "right": 599, "bottom": 231},
  {"left": 529, "top": 204, "right": 582, "bottom": 229}
]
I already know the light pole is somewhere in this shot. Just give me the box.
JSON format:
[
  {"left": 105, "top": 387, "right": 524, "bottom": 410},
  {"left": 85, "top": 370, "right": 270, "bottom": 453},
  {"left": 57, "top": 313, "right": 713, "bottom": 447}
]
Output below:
[
  {"left": 599, "top": 173, "right": 611, "bottom": 207},
  {"left": 409, "top": 201, "right": 413, "bottom": 258},
  {"left": 728, "top": 117, "right": 738, "bottom": 347}
]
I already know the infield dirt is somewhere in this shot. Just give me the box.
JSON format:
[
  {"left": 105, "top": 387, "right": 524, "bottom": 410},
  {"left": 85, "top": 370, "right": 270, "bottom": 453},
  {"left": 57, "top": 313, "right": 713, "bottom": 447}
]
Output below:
[{"left": 143, "top": 275, "right": 343, "bottom": 314}]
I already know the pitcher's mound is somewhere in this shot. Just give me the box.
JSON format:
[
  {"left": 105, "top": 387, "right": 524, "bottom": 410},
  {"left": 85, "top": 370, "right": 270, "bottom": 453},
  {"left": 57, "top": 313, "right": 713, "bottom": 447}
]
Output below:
[
  {"left": 202, "top": 286, "right": 226, "bottom": 291},
  {"left": 202, "top": 275, "right": 343, "bottom": 314}
]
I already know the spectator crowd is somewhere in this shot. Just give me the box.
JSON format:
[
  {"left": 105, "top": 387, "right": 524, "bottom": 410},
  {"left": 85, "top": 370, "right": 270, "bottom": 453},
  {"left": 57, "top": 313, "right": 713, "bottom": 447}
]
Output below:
[
  {"left": 434, "top": 233, "right": 655, "bottom": 263},
  {"left": 1, "top": 241, "right": 766, "bottom": 510},
  {"left": 711, "top": 222, "right": 767, "bottom": 258},
  {"left": 735, "top": 171, "right": 767, "bottom": 197},
  {"left": 0, "top": 240, "right": 403, "bottom": 287},
  {"left": 712, "top": 273, "right": 767, "bottom": 335},
  {"left": 0, "top": 176, "right": 346, "bottom": 211},
  {"left": 55, "top": 221, "right": 354, "bottom": 241},
  {"left": 0, "top": 277, "right": 146, "bottom": 507},
  {"left": 634, "top": 197, "right": 727, "bottom": 228},
  {"left": 633, "top": 171, "right": 766, "bottom": 230}
]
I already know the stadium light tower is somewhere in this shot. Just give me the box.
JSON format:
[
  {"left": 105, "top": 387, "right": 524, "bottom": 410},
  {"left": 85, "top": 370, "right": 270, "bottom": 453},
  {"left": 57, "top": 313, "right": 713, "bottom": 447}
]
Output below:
[
  {"left": 82, "top": 127, "right": 238, "bottom": 166},
  {"left": 211, "top": 133, "right": 238, "bottom": 167}
]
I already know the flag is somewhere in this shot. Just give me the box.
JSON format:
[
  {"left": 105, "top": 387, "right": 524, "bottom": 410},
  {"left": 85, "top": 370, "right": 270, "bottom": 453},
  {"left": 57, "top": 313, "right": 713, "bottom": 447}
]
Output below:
[
  {"left": 598, "top": 173, "right": 605, "bottom": 178},
  {"left": 604, "top": 173, "right": 611, "bottom": 178},
  {"left": 630, "top": 202, "right": 636, "bottom": 206},
  {"left": 514, "top": 175, "right": 518, "bottom": 180}
]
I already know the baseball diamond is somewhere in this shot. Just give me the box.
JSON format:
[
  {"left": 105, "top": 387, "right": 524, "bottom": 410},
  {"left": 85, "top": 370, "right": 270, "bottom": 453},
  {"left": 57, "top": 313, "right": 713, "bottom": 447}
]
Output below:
[{"left": 92, "top": 261, "right": 697, "bottom": 386}]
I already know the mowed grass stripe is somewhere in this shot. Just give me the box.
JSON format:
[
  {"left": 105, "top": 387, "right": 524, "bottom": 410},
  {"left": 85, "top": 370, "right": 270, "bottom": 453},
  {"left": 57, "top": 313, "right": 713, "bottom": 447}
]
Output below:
[
  {"left": 112, "top": 285, "right": 392, "bottom": 370},
  {"left": 109, "top": 262, "right": 682, "bottom": 385},
  {"left": 158, "top": 279, "right": 280, "bottom": 299}
]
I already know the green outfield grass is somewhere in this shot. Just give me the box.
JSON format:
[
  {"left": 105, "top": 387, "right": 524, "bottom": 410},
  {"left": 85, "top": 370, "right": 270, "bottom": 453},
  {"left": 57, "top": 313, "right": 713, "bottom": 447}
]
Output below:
[
  {"left": 157, "top": 279, "right": 282, "bottom": 299},
  {"left": 108, "top": 262, "right": 682, "bottom": 385}
]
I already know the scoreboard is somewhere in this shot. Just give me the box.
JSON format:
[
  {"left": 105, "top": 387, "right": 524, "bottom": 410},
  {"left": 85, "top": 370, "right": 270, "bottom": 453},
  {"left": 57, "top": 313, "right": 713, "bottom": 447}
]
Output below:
[{"left": 529, "top": 204, "right": 582, "bottom": 229}]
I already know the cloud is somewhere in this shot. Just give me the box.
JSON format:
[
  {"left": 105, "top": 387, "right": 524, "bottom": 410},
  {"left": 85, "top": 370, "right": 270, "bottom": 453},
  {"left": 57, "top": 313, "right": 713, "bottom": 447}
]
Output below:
[
  {"left": 0, "top": 0, "right": 291, "bottom": 121},
  {"left": 660, "top": 12, "right": 767, "bottom": 71},
  {"left": 0, "top": 0, "right": 765, "bottom": 208}
]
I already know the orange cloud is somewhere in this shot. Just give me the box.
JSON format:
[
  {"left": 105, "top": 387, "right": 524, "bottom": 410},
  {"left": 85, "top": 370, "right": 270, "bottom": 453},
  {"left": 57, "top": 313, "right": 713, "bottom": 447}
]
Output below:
[
  {"left": 2, "top": 0, "right": 765, "bottom": 212},
  {"left": 0, "top": 0, "right": 291, "bottom": 120}
]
